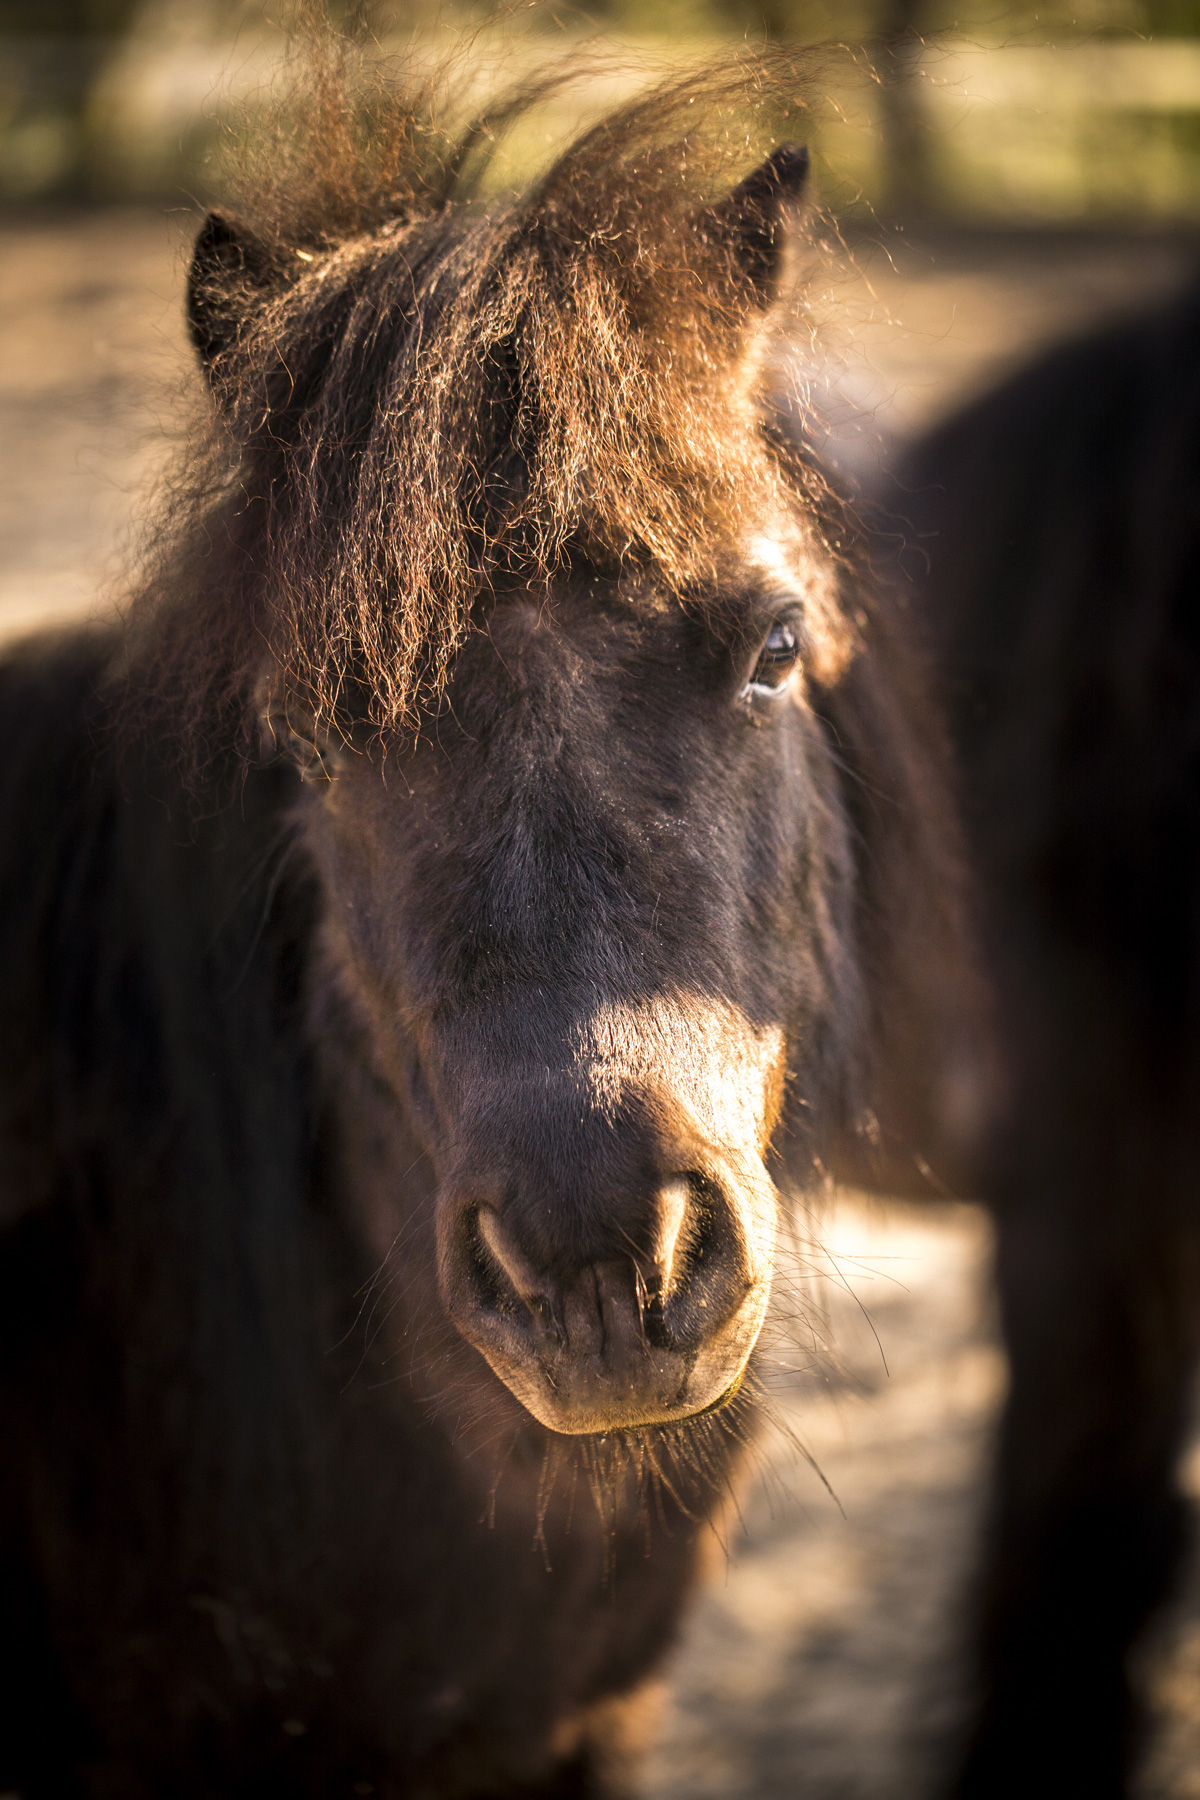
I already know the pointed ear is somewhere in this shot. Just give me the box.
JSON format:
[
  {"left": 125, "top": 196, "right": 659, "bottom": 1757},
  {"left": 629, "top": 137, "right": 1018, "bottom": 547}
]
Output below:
[
  {"left": 187, "top": 212, "right": 286, "bottom": 369},
  {"left": 700, "top": 143, "right": 810, "bottom": 308}
]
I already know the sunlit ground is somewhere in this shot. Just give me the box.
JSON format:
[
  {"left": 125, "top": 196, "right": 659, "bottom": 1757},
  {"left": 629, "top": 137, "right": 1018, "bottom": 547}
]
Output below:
[
  {"left": 645, "top": 1194, "right": 1000, "bottom": 1800},
  {"left": 2, "top": 205, "right": 1200, "bottom": 1794}
]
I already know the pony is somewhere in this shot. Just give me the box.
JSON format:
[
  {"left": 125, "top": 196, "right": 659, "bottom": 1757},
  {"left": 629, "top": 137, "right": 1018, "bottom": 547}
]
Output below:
[
  {"left": 894, "top": 270, "right": 1200, "bottom": 1798},
  {"left": 0, "top": 42, "right": 970, "bottom": 1797}
]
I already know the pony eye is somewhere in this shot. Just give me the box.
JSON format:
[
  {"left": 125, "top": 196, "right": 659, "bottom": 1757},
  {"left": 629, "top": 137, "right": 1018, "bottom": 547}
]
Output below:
[
  {"left": 291, "top": 736, "right": 338, "bottom": 784},
  {"left": 267, "top": 711, "right": 340, "bottom": 784},
  {"left": 743, "top": 621, "right": 801, "bottom": 701}
]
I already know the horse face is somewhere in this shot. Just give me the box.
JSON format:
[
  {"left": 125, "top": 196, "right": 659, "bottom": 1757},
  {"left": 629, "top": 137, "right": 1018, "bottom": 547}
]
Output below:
[
  {"left": 185, "top": 138, "right": 846, "bottom": 1435},
  {"left": 299, "top": 564, "right": 854, "bottom": 1435}
]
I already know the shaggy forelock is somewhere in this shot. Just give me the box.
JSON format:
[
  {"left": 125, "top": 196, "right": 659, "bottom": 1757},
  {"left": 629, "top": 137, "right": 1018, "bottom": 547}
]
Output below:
[{"left": 132, "top": 35, "right": 847, "bottom": 745}]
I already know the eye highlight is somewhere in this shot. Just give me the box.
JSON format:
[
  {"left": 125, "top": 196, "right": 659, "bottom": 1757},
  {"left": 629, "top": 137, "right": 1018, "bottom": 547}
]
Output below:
[{"left": 742, "top": 620, "right": 801, "bottom": 706}]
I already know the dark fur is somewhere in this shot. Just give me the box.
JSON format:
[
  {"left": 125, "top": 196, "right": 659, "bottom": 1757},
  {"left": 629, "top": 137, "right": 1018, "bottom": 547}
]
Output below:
[
  {"left": 0, "top": 42, "right": 970, "bottom": 1797},
  {"left": 894, "top": 272, "right": 1200, "bottom": 1797}
]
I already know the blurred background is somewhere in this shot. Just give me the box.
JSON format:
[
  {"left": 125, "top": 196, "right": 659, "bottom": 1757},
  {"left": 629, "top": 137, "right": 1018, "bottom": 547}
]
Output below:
[
  {"left": 4, "top": 0, "right": 1200, "bottom": 219},
  {"left": 3, "top": 2, "right": 1200, "bottom": 1795}
]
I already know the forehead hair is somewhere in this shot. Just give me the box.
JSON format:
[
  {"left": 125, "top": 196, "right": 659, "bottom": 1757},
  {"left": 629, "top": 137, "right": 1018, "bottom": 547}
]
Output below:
[{"left": 150, "top": 39, "right": 851, "bottom": 741}]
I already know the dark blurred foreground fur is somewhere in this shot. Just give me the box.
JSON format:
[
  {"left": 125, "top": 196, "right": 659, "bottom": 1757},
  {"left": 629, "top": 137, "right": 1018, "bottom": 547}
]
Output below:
[
  {"left": 895, "top": 271, "right": 1200, "bottom": 1798},
  {"left": 0, "top": 35, "right": 975, "bottom": 1800}
]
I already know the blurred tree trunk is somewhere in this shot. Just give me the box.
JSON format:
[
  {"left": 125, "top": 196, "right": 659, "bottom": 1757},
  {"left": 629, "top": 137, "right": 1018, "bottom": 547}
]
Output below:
[
  {"left": 875, "top": 0, "right": 929, "bottom": 218},
  {"left": 0, "top": 36, "right": 108, "bottom": 201},
  {"left": 0, "top": 0, "right": 138, "bottom": 202}
]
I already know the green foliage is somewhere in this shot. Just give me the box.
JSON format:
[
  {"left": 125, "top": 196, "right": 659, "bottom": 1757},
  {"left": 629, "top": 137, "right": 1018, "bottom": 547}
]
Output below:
[
  {"left": 573, "top": 0, "right": 883, "bottom": 39},
  {"left": 3, "top": 0, "right": 1200, "bottom": 209},
  {"left": 571, "top": 0, "right": 1200, "bottom": 39},
  {"left": 1, "top": 0, "right": 144, "bottom": 36},
  {"left": 909, "top": 0, "right": 1200, "bottom": 37},
  {"left": 1142, "top": 0, "right": 1200, "bottom": 29}
]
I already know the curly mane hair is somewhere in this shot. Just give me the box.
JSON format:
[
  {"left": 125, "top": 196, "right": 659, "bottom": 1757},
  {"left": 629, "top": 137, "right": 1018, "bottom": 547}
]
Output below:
[{"left": 126, "top": 30, "right": 848, "bottom": 743}]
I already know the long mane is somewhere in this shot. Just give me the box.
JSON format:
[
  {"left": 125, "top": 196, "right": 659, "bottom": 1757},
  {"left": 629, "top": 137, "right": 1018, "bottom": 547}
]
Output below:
[{"left": 125, "top": 33, "right": 845, "bottom": 745}]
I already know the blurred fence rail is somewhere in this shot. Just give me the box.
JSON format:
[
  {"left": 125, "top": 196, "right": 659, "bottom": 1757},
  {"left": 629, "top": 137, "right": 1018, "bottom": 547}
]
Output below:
[
  {"left": 912, "top": 39, "right": 1200, "bottom": 219},
  {"left": 3, "top": 14, "right": 1200, "bottom": 220}
]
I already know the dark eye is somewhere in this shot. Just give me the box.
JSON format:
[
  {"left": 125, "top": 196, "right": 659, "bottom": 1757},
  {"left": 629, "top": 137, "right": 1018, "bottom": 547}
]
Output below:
[
  {"left": 267, "top": 709, "right": 341, "bottom": 784},
  {"left": 290, "top": 734, "right": 339, "bottom": 785},
  {"left": 743, "top": 621, "right": 801, "bottom": 701}
]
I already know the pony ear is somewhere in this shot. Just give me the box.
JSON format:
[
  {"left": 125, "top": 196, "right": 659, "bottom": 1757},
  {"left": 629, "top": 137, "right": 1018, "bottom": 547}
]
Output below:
[
  {"left": 187, "top": 211, "right": 285, "bottom": 368},
  {"left": 700, "top": 143, "right": 810, "bottom": 308}
]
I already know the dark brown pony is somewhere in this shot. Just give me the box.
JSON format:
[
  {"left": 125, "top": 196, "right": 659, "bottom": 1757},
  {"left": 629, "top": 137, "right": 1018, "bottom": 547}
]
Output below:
[
  {"left": 895, "top": 271, "right": 1200, "bottom": 1798},
  {"left": 0, "top": 44, "right": 968, "bottom": 1798}
]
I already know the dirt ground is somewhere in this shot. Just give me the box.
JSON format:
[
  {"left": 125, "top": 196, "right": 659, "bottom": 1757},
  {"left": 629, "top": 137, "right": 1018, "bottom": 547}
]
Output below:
[{"left": 3, "top": 208, "right": 1200, "bottom": 1795}]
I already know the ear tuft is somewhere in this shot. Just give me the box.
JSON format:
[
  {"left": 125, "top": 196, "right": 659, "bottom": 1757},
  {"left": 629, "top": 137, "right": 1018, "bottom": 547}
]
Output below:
[
  {"left": 187, "top": 212, "right": 280, "bottom": 368},
  {"left": 701, "top": 143, "right": 810, "bottom": 308}
]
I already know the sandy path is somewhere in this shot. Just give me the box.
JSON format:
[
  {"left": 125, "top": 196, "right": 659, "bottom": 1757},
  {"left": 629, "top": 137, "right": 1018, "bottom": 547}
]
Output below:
[
  {"left": 2, "top": 208, "right": 1199, "bottom": 1795},
  {"left": 0, "top": 208, "right": 194, "bottom": 641},
  {"left": 645, "top": 1196, "right": 1000, "bottom": 1800}
]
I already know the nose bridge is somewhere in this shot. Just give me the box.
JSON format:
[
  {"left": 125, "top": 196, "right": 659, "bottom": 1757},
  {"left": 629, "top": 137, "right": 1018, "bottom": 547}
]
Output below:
[
  {"left": 444, "top": 992, "right": 784, "bottom": 1256},
  {"left": 451, "top": 1063, "right": 700, "bottom": 1273},
  {"left": 571, "top": 993, "right": 787, "bottom": 1159}
]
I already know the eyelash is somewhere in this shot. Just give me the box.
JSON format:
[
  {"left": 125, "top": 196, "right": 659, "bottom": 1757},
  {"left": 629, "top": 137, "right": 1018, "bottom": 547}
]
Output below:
[{"left": 741, "top": 619, "right": 801, "bottom": 705}]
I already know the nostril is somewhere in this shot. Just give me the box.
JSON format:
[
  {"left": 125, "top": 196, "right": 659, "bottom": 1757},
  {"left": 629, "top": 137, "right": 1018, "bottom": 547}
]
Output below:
[
  {"left": 681, "top": 1177, "right": 724, "bottom": 1277},
  {"left": 463, "top": 1208, "right": 515, "bottom": 1317},
  {"left": 652, "top": 1176, "right": 691, "bottom": 1293},
  {"left": 643, "top": 1173, "right": 743, "bottom": 1351},
  {"left": 470, "top": 1207, "right": 562, "bottom": 1344},
  {"left": 524, "top": 1292, "right": 563, "bottom": 1346}
]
